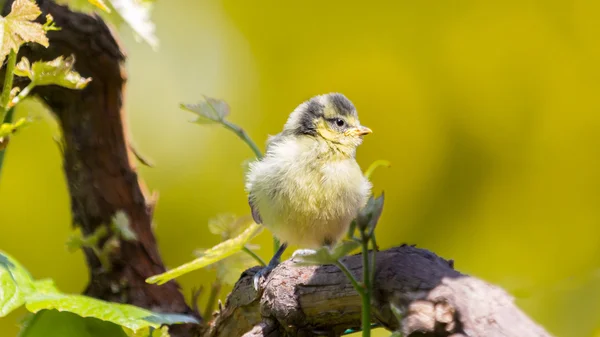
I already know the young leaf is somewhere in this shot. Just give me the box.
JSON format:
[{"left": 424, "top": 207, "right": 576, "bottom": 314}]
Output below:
[
  {"left": 356, "top": 193, "right": 385, "bottom": 233},
  {"left": 89, "top": 0, "right": 111, "bottom": 13},
  {"left": 146, "top": 223, "right": 263, "bottom": 285},
  {"left": 0, "top": 117, "right": 30, "bottom": 138},
  {"left": 212, "top": 251, "right": 256, "bottom": 285},
  {"left": 181, "top": 96, "right": 230, "bottom": 125},
  {"left": 208, "top": 213, "right": 252, "bottom": 240},
  {"left": 0, "top": 0, "right": 49, "bottom": 64},
  {"left": 292, "top": 240, "right": 360, "bottom": 266},
  {"left": 15, "top": 55, "right": 92, "bottom": 89},
  {"left": 388, "top": 303, "right": 404, "bottom": 336},
  {"left": 42, "top": 14, "right": 60, "bottom": 32},
  {"left": 65, "top": 226, "right": 108, "bottom": 253}
]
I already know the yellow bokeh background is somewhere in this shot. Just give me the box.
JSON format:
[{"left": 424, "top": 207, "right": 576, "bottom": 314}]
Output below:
[{"left": 2, "top": 1, "right": 600, "bottom": 336}]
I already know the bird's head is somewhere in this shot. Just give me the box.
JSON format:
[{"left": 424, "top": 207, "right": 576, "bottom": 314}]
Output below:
[{"left": 283, "top": 93, "right": 372, "bottom": 153}]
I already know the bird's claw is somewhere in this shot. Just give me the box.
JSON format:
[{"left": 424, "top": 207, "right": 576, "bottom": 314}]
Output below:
[
  {"left": 253, "top": 242, "right": 288, "bottom": 291},
  {"left": 252, "top": 264, "right": 276, "bottom": 290}
]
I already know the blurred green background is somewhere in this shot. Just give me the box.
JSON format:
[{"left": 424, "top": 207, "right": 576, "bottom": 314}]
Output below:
[{"left": 1, "top": 0, "right": 600, "bottom": 336}]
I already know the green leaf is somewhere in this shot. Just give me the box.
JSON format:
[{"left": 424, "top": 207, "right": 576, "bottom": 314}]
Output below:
[
  {"left": 42, "top": 14, "right": 60, "bottom": 32},
  {"left": 293, "top": 240, "right": 360, "bottom": 266},
  {"left": 0, "top": 251, "right": 35, "bottom": 316},
  {"left": 208, "top": 213, "right": 253, "bottom": 240},
  {"left": 65, "top": 226, "right": 109, "bottom": 253},
  {"left": 19, "top": 310, "right": 130, "bottom": 337},
  {"left": 0, "top": 251, "right": 198, "bottom": 333},
  {"left": 0, "top": 0, "right": 49, "bottom": 64},
  {"left": 54, "top": 0, "right": 158, "bottom": 50},
  {"left": 388, "top": 303, "right": 404, "bottom": 337},
  {"left": 356, "top": 193, "right": 385, "bottom": 233},
  {"left": 364, "top": 159, "right": 391, "bottom": 180},
  {"left": 109, "top": 0, "right": 158, "bottom": 50},
  {"left": 181, "top": 96, "right": 230, "bottom": 125},
  {"left": 146, "top": 222, "right": 263, "bottom": 285},
  {"left": 25, "top": 293, "right": 197, "bottom": 331},
  {"left": 65, "top": 228, "right": 86, "bottom": 253},
  {"left": 124, "top": 326, "right": 169, "bottom": 337},
  {"left": 212, "top": 251, "right": 256, "bottom": 285},
  {"left": 390, "top": 302, "right": 403, "bottom": 321},
  {"left": 0, "top": 117, "right": 30, "bottom": 137},
  {"left": 15, "top": 55, "right": 92, "bottom": 89}
]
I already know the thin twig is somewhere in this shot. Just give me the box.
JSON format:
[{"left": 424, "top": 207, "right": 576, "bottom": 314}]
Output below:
[
  {"left": 369, "top": 236, "right": 377, "bottom": 285},
  {"left": 360, "top": 235, "right": 372, "bottom": 337},
  {"left": 9, "top": 82, "right": 35, "bottom": 108},
  {"left": 242, "top": 246, "right": 266, "bottom": 267},
  {"left": 0, "top": 107, "right": 15, "bottom": 177},
  {"left": 203, "top": 281, "right": 222, "bottom": 320},
  {"left": 191, "top": 286, "right": 204, "bottom": 317},
  {"left": 221, "top": 119, "right": 263, "bottom": 160},
  {"left": 334, "top": 260, "right": 364, "bottom": 297},
  {"left": 0, "top": 50, "right": 17, "bottom": 119}
]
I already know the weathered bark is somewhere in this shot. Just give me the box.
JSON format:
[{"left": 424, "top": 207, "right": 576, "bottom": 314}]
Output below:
[
  {"left": 209, "top": 245, "right": 551, "bottom": 337},
  {"left": 1, "top": 1, "right": 553, "bottom": 337},
  {"left": 2, "top": 1, "right": 200, "bottom": 336}
]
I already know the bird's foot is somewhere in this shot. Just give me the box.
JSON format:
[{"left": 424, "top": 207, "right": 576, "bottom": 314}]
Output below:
[
  {"left": 252, "top": 242, "right": 288, "bottom": 291},
  {"left": 252, "top": 263, "right": 278, "bottom": 290}
]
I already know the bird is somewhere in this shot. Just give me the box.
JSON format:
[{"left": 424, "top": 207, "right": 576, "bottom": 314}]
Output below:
[{"left": 245, "top": 93, "right": 372, "bottom": 288}]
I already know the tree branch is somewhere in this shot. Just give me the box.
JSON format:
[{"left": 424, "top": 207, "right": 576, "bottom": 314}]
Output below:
[
  {"left": 208, "top": 245, "right": 552, "bottom": 337},
  {"left": 2, "top": 2, "right": 553, "bottom": 337},
  {"left": 2, "top": 1, "right": 200, "bottom": 336}
]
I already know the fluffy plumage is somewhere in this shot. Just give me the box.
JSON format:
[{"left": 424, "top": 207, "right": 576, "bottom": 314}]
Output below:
[{"left": 245, "top": 93, "right": 372, "bottom": 248}]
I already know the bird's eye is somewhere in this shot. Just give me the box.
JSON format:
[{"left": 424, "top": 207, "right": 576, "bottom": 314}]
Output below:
[{"left": 335, "top": 119, "right": 345, "bottom": 127}]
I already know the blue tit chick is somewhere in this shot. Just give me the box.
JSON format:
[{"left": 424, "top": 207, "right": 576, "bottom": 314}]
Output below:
[{"left": 245, "top": 93, "right": 372, "bottom": 288}]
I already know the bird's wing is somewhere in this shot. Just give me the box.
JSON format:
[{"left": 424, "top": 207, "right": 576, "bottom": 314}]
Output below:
[
  {"left": 248, "top": 196, "right": 262, "bottom": 224},
  {"left": 248, "top": 133, "right": 286, "bottom": 225}
]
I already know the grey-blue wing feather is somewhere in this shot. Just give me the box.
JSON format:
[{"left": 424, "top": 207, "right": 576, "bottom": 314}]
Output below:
[{"left": 249, "top": 196, "right": 262, "bottom": 224}]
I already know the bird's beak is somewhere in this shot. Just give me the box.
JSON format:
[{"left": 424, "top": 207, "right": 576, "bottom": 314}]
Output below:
[{"left": 346, "top": 125, "right": 373, "bottom": 137}]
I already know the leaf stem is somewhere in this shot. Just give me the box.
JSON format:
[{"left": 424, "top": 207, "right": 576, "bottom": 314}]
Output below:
[
  {"left": 220, "top": 119, "right": 263, "bottom": 160},
  {"left": 242, "top": 246, "right": 266, "bottom": 267},
  {"left": 369, "top": 235, "right": 378, "bottom": 285},
  {"left": 212, "top": 107, "right": 282, "bottom": 253},
  {"left": 0, "top": 50, "right": 18, "bottom": 179},
  {"left": 364, "top": 160, "right": 391, "bottom": 180},
  {"left": 0, "top": 50, "right": 18, "bottom": 119},
  {"left": 9, "top": 82, "right": 36, "bottom": 108},
  {"left": 334, "top": 260, "right": 364, "bottom": 297},
  {"left": 206, "top": 101, "right": 283, "bottom": 253},
  {"left": 203, "top": 281, "right": 221, "bottom": 319},
  {"left": 0, "top": 107, "right": 15, "bottom": 178},
  {"left": 361, "top": 235, "right": 372, "bottom": 337}
]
